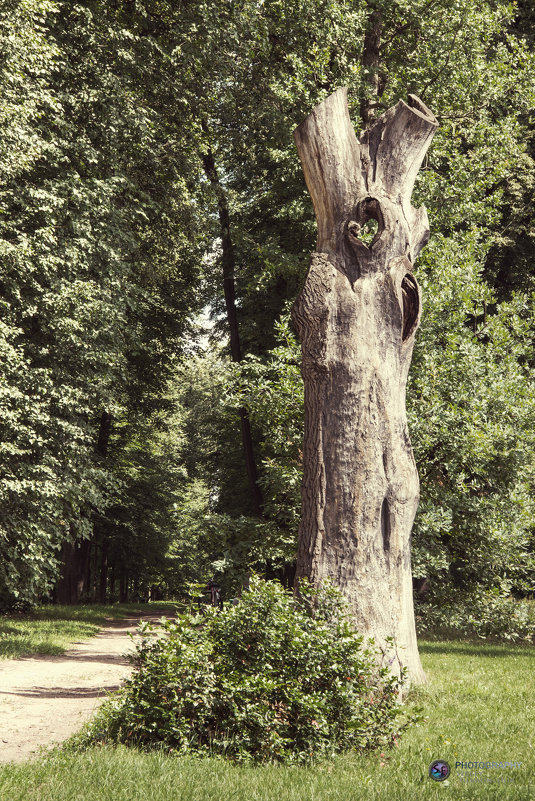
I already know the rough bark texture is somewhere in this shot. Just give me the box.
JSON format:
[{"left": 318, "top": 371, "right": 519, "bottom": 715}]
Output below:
[{"left": 292, "top": 88, "right": 437, "bottom": 685}]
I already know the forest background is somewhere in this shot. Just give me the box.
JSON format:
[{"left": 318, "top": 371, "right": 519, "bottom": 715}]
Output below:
[{"left": 1, "top": 0, "right": 534, "bottom": 642}]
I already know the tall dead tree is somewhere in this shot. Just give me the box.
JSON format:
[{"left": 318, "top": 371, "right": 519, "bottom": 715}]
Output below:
[{"left": 292, "top": 88, "right": 437, "bottom": 684}]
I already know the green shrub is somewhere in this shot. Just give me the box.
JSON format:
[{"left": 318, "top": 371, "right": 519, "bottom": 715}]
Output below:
[
  {"left": 77, "top": 578, "right": 416, "bottom": 764},
  {"left": 416, "top": 587, "right": 535, "bottom": 643}
]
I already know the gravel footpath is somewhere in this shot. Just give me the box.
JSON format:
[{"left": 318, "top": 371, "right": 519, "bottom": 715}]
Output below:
[{"left": 0, "top": 612, "right": 166, "bottom": 763}]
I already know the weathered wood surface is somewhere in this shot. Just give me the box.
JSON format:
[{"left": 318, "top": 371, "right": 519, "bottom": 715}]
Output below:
[{"left": 292, "top": 88, "right": 437, "bottom": 684}]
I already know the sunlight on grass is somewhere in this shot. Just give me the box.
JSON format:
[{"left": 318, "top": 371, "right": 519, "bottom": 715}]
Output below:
[
  {"left": 0, "top": 602, "right": 179, "bottom": 660},
  {"left": 0, "top": 637, "right": 533, "bottom": 800}
]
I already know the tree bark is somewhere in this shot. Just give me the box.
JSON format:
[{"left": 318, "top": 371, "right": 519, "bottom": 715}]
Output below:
[{"left": 292, "top": 88, "right": 437, "bottom": 685}]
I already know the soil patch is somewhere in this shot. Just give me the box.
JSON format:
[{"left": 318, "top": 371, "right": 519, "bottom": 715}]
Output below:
[{"left": 0, "top": 612, "right": 171, "bottom": 763}]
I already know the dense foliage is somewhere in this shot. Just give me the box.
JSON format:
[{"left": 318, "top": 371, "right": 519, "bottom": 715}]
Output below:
[
  {"left": 0, "top": 0, "right": 534, "bottom": 635},
  {"left": 173, "top": 0, "right": 535, "bottom": 634},
  {"left": 77, "top": 579, "right": 413, "bottom": 763},
  {"left": 0, "top": 0, "right": 203, "bottom": 607}
]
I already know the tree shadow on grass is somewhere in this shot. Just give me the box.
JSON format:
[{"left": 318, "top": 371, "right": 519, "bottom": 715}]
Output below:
[
  {"left": 418, "top": 641, "right": 535, "bottom": 659},
  {"left": 0, "top": 624, "right": 23, "bottom": 635}
]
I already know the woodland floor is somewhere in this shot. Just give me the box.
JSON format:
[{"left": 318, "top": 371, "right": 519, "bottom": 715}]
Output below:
[{"left": 0, "top": 612, "right": 163, "bottom": 763}]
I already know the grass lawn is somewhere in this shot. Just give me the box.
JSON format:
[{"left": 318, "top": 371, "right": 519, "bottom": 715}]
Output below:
[
  {"left": 0, "top": 601, "right": 179, "bottom": 659},
  {"left": 0, "top": 637, "right": 533, "bottom": 800}
]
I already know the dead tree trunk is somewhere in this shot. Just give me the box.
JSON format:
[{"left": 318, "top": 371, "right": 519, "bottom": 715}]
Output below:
[{"left": 292, "top": 88, "right": 437, "bottom": 685}]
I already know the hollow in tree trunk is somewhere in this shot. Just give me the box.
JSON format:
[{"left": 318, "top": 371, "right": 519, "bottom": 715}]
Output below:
[{"left": 292, "top": 88, "right": 437, "bottom": 685}]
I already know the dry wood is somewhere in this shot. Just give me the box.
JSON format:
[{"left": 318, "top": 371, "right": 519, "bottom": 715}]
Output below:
[{"left": 292, "top": 88, "right": 437, "bottom": 684}]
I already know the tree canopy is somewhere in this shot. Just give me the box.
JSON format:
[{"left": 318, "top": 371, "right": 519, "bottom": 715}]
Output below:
[{"left": 0, "top": 0, "right": 534, "bottom": 639}]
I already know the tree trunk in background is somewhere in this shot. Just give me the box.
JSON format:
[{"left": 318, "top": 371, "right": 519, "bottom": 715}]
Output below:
[
  {"left": 55, "top": 539, "right": 90, "bottom": 604},
  {"left": 96, "top": 411, "right": 112, "bottom": 456},
  {"left": 109, "top": 563, "right": 116, "bottom": 603},
  {"left": 99, "top": 542, "right": 108, "bottom": 603},
  {"left": 95, "top": 410, "right": 112, "bottom": 603},
  {"left": 119, "top": 571, "right": 128, "bottom": 603},
  {"left": 202, "top": 140, "right": 264, "bottom": 515},
  {"left": 55, "top": 412, "right": 111, "bottom": 604},
  {"left": 292, "top": 88, "right": 437, "bottom": 685}
]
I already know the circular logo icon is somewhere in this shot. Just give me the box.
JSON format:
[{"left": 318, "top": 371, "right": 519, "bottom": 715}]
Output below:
[{"left": 429, "top": 760, "right": 451, "bottom": 782}]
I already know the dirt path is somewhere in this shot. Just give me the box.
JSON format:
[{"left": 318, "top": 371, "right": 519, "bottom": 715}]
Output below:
[{"left": 0, "top": 612, "right": 168, "bottom": 763}]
